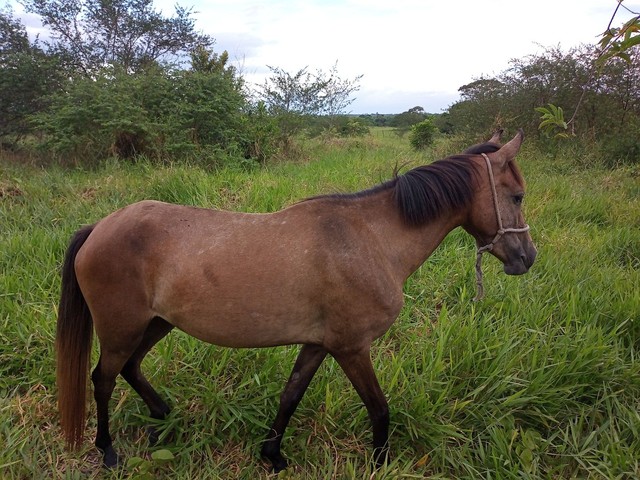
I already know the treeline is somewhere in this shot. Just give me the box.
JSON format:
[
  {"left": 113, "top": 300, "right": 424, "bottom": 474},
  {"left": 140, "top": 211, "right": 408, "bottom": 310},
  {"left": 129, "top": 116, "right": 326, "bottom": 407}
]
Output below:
[
  {"left": 437, "top": 45, "right": 640, "bottom": 165},
  {"left": 2, "top": 0, "right": 639, "bottom": 166},
  {"left": 0, "top": 0, "right": 364, "bottom": 165}
]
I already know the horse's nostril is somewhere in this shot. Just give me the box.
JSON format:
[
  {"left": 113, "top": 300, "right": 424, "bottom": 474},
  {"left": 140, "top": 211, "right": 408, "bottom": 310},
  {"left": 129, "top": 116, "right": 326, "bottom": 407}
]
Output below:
[{"left": 522, "top": 248, "right": 537, "bottom": 268}]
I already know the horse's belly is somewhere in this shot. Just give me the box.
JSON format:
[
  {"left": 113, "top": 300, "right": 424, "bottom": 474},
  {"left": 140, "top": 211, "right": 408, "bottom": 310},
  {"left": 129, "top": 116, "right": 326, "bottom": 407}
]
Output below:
[{"left": 156, "top": 294, "right": 325, "bottom": 348}]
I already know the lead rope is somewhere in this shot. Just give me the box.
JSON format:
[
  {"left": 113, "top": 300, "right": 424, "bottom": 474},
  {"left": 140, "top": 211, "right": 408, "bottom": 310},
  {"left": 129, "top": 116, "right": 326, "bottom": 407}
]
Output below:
[{"left": 473, "top": 153, "right": 530, "bottom": 301}]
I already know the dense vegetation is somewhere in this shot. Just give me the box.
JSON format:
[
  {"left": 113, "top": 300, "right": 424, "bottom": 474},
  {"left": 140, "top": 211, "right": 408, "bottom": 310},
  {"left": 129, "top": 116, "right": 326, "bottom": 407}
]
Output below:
[
  {"left": 436, "top": 45, "right": 640, "bottom": 165},
  {"left": 2, "top": 1, "right": 639, "bottom": 166}
]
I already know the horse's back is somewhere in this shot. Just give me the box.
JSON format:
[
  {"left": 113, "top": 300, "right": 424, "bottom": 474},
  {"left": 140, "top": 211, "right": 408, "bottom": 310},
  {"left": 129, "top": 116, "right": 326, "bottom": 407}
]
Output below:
[
  {"left": 74, "top": 200, "right": 328, "bottom": 347},
  {"left": 74, "top": 199, "right": 402, "bottom": 350}
]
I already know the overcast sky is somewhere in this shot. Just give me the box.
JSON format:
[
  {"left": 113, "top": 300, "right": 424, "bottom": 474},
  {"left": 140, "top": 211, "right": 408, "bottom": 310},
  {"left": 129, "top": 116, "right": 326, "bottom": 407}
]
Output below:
[{"left": 10, "top": 0, "right": 640, "bottom": 113}]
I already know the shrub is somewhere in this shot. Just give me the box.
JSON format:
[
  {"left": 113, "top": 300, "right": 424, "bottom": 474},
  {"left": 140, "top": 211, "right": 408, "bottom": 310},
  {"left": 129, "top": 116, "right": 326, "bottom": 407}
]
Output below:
[
  {"left": 409, "top": 118, "right": 438, "bottom": 150},
  {"left": 599, "top": 129, "right": 640, "bottom": 167},
  {"left": 29, "top": 65, "right": 269, "bottom": 165}
]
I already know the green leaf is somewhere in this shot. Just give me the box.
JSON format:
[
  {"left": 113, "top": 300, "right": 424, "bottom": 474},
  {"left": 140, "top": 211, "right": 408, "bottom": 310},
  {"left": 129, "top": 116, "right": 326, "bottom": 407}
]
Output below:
[
  {"left": 519, "top": 447, "right": 534, "bottom": 471},
  {"left": 621, "top": 35, "right": 640, "bottom": 50},
  {"left": 522, "top": 429, "right": 542, "bottom": 450},
  {"left": 151, "top": 449, "right": 175, "bottom": 463},
  {"left": 126, "top": 456, "right": 146, "bottom": 469}
]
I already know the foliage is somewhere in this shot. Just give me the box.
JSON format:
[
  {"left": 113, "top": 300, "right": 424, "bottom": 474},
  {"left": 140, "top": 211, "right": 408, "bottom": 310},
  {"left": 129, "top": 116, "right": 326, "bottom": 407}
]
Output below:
[
  {"left": 30, "top": 54, "right": 252, "bottom": 163},
  {"left": 32, "top": 67, "right": 163, "bottom": 159},
  {"left": 597, "top": 1, "right": 640, "bottom": 65},
  {"left": 238, "top": 102, "right": 280, "bottom": 164},
  {"left": 20, "top": 0, "right": 212, "bottom": 75},
  {"left": 0, "top": 6, "right": 62, "bottom": 143},
  {"left": 536, "top": 1, "right": 640, "bottom": 140},
  {"left": 443, "top": 43, "right": 640, "bottom": 164},
  {"left": 260, "top": 63, "right": 362, "bottom": 117},
  {"left": 598, "top": 125, "right": 640, "bottom": 166},
  {"left": 409, "top": 118, "right": 438, "bottom": 150},
  {"left": 391, "top": 106, "right": 428, "bottom": 136},
  {"left": 0, "top": 6, "right": 278, "bottom": 165},
  {"left": 127, "top": 449, "right": 175, "bottom": 480},
  {"left": 1, "top": 132, "right": 639, "bottom": 478},
  {"left": 357, "top": 113, "right": 395, "bottom": 127},
  {"left": 1, "top": 3, "right": 367, "bottom": 166},
  {"left": 306, "top": 115, "right": 370, "bottom": 138},
  {"left": 535, "top": 104, "right": 569, "bottom": 139},
  {"left": 259, "top": 63, "right": 362, "bottom": 144},
  {"left": 333, "top": 117, "right": 370, "bottom": 137}
]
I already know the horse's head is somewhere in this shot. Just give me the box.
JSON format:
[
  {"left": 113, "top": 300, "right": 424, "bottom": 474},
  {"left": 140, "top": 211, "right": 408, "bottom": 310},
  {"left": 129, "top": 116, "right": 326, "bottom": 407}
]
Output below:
[{"left": 464, "top": 130, "right": 537, "bottom": 276}]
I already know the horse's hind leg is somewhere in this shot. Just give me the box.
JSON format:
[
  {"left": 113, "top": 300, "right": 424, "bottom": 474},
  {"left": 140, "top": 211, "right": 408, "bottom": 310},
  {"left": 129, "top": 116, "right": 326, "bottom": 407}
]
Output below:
[
  {"left": 262, "top": 344, "right": 327, "bottom": 472},
  {"left": 120, "top": 317, "right": 174, "bottom": 444},
  {"left": 92, "top": 347, "right": 135, "bottom": 468},
  {"left": 91, "top": 313, "right": 162, "bottom": 468}
]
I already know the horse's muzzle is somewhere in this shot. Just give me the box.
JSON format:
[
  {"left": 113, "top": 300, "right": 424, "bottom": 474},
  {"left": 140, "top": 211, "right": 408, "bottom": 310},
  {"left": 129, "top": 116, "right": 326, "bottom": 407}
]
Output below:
[{"left": 504, "top": 245, "right": 537, "bottom": 275}]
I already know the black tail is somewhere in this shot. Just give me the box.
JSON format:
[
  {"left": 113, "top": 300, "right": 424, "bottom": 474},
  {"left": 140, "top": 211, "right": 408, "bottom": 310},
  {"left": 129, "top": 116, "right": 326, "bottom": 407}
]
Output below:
[{"left": 56, "top": 225, "right": 95, "bottom": 449}]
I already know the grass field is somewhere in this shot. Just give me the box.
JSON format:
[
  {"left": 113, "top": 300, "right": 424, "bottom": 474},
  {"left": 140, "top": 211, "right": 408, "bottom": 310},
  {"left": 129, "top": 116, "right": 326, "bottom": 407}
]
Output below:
[{"left": 1, "top": 130, "right": 639, "bottom": 479}]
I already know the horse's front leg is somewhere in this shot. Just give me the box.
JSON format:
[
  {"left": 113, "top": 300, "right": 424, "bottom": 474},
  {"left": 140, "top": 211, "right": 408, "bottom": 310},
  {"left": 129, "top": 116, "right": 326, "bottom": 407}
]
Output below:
[
  {"left": 333, "top": 347, "right": 390, "bottom": 468},
  {"left": 262, "top": 344, "right": 327, "bottom": 472}
]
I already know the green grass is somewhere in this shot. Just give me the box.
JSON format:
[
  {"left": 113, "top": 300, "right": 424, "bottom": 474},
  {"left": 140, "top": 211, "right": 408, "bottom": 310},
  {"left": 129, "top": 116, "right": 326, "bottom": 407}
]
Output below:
[{"left": 1, "top": 132, "right": 639, "bottom": 479}]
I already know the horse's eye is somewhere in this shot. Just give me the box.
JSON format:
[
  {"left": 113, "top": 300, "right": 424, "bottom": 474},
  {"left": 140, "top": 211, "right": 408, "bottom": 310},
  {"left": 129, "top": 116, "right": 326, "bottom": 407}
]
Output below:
[{"left": 513, "top": 194, "right": 524, "bottom": 205}]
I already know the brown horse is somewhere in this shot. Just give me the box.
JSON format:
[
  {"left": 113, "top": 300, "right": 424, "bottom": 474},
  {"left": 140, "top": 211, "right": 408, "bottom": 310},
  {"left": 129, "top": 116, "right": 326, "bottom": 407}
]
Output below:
[{"left": 56, "top": 130, "right": 536, "bottom": 471}]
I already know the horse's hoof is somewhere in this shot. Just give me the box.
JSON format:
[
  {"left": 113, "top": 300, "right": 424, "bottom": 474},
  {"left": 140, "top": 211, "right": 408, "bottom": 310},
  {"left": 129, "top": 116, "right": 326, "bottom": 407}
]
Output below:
[
  {"left": 271, "top": 456, "right": 288, "bottom": 473},
  {"left": 101, "top": 445, "right": 120, "bottom": 469},
  {"left": 147, "top": 426, "right": 160, "bottom": 446},
  {"left": 373, "top": 445, "right": 390, "bottom": 469},
  {"left": 261, "top": 446, "right": 288, "bottom": 472}
]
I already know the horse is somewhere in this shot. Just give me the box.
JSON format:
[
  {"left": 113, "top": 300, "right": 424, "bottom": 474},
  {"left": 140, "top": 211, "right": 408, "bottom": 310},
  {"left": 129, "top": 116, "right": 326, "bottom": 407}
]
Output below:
[{"left": 56, "top": 129, "right": 536, "bottom": 472}]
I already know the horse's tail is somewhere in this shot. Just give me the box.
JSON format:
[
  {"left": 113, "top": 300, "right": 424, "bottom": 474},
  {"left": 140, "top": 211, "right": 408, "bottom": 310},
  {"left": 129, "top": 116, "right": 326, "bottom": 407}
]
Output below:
[{"left": 56, "top": 224, "right": 95, "bottom": 449}]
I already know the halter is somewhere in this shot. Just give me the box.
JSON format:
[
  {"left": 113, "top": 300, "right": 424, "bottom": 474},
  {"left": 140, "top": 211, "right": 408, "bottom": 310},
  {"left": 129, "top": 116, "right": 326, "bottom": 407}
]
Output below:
[{"left": 474, "top": 153, "right": 530, "bottom": 301}]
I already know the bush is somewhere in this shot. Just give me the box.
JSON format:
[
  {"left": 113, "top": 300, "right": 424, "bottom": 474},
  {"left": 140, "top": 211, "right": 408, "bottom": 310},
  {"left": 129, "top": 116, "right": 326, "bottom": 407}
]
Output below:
[
  {"left": 238, "top": 102, "right": 280, "bottom": 164},
  {"left": 32, "top": 68, "right": 171, "bottom": 160},
  {"left": 29, "top": 65, "right": 272, "bottom": 165},
  {"left": 409, "top": 118, "right": 438, "bottom": 150},
  {"left": 599, "top": 129, "right": 640, "bottom": 167}
]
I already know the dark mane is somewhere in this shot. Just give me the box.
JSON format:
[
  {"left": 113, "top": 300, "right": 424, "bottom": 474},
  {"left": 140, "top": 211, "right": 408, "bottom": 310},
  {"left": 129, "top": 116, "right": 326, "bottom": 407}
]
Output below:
[
  {"left": 392, "top": 155, "right": 479, "bottom": 226},
  {"left": 303, "top": 153, "right": 481, "bottom": 226}
]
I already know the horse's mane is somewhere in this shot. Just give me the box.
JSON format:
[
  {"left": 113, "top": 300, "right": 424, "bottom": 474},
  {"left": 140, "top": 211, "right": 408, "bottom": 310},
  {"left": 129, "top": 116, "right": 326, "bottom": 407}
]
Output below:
[
  {"left": 391, "top": 155, "right": 479, "bottom": 226},
  {"left": 304, "top": 142, "right": 502, "bottom": 226}
]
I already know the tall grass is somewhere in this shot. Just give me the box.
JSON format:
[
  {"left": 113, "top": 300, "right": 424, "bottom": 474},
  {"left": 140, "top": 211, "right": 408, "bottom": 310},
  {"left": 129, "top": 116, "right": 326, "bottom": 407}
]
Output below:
[{"left": 1, "top": 132, "right": 639, "bottom": 479}]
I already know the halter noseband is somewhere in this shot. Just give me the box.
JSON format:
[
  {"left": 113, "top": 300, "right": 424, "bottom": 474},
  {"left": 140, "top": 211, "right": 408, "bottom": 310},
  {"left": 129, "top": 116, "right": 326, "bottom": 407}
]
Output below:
[{"left": 474, "top": 153, "right": 530, "bottom": 301}]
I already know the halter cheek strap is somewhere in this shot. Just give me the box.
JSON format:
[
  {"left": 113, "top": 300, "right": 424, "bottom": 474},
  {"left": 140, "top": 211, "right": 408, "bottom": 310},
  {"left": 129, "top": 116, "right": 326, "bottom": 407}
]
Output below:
[{"left": 474, "top": 153, "right": 530, "bottom": 301}]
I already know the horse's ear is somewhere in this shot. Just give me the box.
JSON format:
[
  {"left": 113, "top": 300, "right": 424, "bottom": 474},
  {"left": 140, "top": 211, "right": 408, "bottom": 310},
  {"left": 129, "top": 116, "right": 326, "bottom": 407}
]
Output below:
[
  {"left": 488, "top": 129, "right": 504, "bottom": 144},
  {"left": 493, "top": 129, "right": 524, "bottom": 168}
]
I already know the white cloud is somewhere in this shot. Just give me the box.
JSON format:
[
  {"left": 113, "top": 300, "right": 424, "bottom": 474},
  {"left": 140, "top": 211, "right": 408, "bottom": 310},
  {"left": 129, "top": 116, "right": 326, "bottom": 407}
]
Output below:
[{"left": 9, "top": 0, "right": 640, "bottom": 113}]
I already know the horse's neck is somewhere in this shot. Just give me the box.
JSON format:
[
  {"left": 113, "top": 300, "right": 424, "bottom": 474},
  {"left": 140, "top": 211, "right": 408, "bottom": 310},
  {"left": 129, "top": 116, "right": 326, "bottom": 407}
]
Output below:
[{"left": 363, "top": 190, "right": 467, "bottom": 283}]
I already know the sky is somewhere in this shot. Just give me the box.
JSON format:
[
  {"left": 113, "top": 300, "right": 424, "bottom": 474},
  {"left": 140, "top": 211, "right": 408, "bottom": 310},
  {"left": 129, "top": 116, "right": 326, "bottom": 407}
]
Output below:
[{"left": 9, "top": 0, "right": 640, "bottom": 114}]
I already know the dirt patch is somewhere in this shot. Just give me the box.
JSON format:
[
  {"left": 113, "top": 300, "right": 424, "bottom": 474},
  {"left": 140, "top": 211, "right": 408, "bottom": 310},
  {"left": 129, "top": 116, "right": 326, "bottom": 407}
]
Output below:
[{"left": 0, "top": 181, "right": 24, "bottom": 198}]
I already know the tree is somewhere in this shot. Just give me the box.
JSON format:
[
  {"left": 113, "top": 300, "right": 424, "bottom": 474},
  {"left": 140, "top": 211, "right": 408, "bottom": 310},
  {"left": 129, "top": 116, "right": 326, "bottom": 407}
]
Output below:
[
  {"left": 391, "top": 106, "right": 428, "bottom": 136},
  {"left": 260, "top": 63, "right": 361, "bottom": 117},
  {"left": 598, "top": 1, "right": 640, "bottom": 65},
  {"left": 20, "top": 0, "right": 212, "bottom": 75},
  {"left": 409, "top": 118, "right": 437, "bottom": 150},
  {"left": 443, "top": 77, "right": 508, "bottom": 137},
  {"left": 0, "top": 7, "right": 62, "bottom": 143},
  {"left": 536, "top": 0, "right": 640, "bottom": 138},
  {"left": 443, "top": 46, "right": 605, "bottom": 139},
  {"left": 259, "top": 63, "right": 362, "bottom": 143},
  {"left": 29, "top": 41, "right": 259, "bottom": 163}
]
